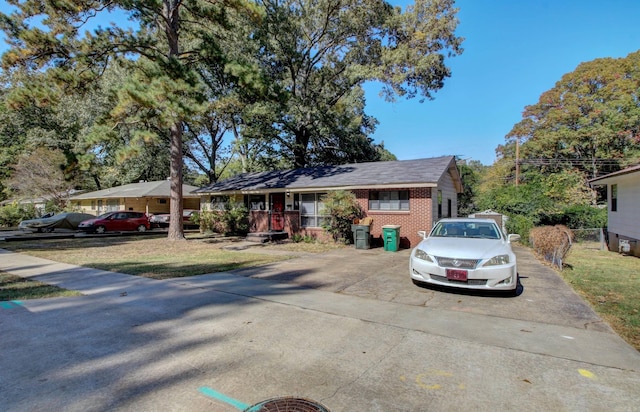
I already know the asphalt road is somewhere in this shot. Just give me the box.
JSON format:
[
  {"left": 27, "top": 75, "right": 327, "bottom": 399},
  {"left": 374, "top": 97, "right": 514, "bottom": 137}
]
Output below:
[{"left": 1, "top": 243, "right": 639, "bottom": 411}]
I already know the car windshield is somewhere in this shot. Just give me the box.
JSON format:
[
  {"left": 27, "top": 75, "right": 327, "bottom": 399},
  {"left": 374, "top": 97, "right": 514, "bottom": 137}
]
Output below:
[{"left": 430, "top": 221, "right": 501, "bottom": 240}]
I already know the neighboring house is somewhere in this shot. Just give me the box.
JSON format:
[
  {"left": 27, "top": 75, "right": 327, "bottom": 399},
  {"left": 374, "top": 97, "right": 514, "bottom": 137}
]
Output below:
[
  {"left": 70, "top": 180, "right": 201, "bottom": 216},
  {"left": 468, "top": 209, "right": 509, "bottom": 234},
  {"left": 194, "top": 156, "right": 462, "bottom": 248},
  {"left": 0, "top": 196, "right": 49, "bottom": 215},
  {"left": 589, "top": 165, "right": 640, "bottom": 256},
  {"left": 1, "top": 190, "right": 86, "bottom": 215}
]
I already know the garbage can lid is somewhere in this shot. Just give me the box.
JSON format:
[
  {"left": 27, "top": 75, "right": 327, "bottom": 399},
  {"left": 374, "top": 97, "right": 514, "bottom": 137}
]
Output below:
[{"left": 382, "top": 225, "right": 401, "bottom": 229}]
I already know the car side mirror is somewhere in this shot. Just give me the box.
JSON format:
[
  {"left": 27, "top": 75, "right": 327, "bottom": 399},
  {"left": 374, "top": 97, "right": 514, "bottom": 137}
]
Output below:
[
  {"left": 418, "top": 230, "right": 427, "bottom": 239},
  {"left": 508, "top": 234, "right": 521, "bottom": 243}
]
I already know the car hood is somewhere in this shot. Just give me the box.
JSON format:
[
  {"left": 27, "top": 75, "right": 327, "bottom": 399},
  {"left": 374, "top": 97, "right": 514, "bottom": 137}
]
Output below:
[{"left": 417, "top": 237, "right": 511, "bottom": 259}]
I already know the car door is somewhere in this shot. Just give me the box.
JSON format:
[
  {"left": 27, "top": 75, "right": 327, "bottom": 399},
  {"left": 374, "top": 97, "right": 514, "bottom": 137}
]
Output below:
[
  {"left": 122, "top": 212, "right": 140, "bottom": 231},
  {"left": 109, "top": 212, "right": 129, "bottom": 231}
]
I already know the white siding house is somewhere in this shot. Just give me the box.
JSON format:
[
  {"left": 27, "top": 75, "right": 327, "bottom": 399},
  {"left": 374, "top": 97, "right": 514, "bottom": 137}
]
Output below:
[{"left": 590, "top": 165, "right": 640, "bottom": 256}]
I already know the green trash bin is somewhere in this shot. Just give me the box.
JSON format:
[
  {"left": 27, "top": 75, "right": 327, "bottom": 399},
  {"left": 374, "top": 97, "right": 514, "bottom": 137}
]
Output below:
[
  {"left": 351, "top": 224, "right": 371, "bottom": 249},
  {"left": 382, "top": 225, "right": 401, "bottom": 252}
]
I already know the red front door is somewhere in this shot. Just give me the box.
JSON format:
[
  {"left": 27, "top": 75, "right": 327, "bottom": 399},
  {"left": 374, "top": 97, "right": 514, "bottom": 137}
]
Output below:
[{"left": 270, "top": 193, "right": 285, "bottom": 231}]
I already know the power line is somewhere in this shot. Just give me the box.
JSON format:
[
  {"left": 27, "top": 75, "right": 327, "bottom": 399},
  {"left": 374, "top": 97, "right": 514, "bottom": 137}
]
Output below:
[{"left": 517, "top": 158, "right": 626, "bottom": 166}]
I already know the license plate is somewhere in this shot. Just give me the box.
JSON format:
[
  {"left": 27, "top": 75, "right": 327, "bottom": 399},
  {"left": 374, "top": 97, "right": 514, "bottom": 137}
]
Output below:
[{"left": 446, "top": 269, "right": 468, "bottom": 282}]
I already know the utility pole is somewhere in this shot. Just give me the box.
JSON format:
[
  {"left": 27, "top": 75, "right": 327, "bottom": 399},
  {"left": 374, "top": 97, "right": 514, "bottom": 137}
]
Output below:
[{"left": 515, "top": 137, "right": 520, "bottom": 187}]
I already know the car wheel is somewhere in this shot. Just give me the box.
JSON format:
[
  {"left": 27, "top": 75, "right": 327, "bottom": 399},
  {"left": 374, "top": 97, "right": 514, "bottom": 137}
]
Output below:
[
  {"left": 137, "top": 224, "right": 147, "bottom": 232},
  {"left": 95, "top": 225, "right": 106, "bottom": 234},
  {"left": 43, "top": 227, "right": 54, "bottom": 233}
]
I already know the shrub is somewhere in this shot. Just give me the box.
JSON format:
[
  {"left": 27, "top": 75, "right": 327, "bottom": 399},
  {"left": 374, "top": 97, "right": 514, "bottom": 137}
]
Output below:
[
  {"left": 529, "top": 225, "right": 574, "bottom": 269},
  {"left": 292, "top": 233, "right": 317, "bottom": 243},
  {"left": 0, "top": 203, "right": 37, "bottom": 227},
  {"left": 222, "top": 203, "right": 249, "bottom": 235},
  {"left": 197, "top": 203, "right": 249, "bottom": 235},
  {"left": 320, "top": 190, "right": 364, "bottom": 243},
  {"left": 539, "top": 204, "right": 607, "bottom": 229},
  {"left": 505, "top": 214, "right": 536, "bottom": 246}
]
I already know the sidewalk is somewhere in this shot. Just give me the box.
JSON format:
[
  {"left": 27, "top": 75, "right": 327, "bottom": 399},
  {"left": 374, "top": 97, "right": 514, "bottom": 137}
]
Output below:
[{"left": 1, "top": 245, "right": 639, "bottom": 411}]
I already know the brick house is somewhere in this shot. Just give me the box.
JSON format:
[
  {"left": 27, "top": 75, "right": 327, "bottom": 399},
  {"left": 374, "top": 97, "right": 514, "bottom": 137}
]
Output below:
[
  {"left": 589, "top": 164, "right": 640, "bottom": 256},
  {"left": 70, "top": 180, "right": 201, "bottom": 216},
  {"left": 194, "top": 156, "right": 462, "bottom": 248}
]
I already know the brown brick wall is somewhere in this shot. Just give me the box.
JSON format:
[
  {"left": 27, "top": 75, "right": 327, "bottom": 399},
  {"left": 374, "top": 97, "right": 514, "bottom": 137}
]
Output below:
[
  {"left": 250, "top": 211, "right": 269, "bottom": 232},
  {"left": 353, "top": 188, "right": 433, "bottom": 248},
  {"left": 247, "top": 187, "right": 435, "bottom": 248}
]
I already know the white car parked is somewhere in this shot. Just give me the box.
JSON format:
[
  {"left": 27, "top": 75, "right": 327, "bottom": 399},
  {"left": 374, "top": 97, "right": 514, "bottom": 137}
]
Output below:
[{"left": 410, "top": 218, "right": 520, "bottom": 294}]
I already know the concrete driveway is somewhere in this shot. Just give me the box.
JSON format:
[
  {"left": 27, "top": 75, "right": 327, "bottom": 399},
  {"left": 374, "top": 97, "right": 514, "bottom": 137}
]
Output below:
[{"left": 0, "top": 243, "right": 639, "bottom": 411}]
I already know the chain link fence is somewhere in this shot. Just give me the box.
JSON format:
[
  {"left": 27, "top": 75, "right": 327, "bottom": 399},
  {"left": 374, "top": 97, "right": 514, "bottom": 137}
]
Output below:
[{"left": 572, "top": 228, "right": 607, "bottom": 249}]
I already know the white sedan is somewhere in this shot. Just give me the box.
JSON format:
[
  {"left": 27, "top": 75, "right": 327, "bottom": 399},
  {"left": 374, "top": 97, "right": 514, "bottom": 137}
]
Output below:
[{"left": 410, "top": 218, "right": 520, "bottom": 293}]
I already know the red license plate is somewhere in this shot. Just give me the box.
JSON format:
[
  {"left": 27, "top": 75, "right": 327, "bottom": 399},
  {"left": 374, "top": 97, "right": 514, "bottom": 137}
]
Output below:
[{"left": 446, "top": 269, "right": 468, "bottom": 281}]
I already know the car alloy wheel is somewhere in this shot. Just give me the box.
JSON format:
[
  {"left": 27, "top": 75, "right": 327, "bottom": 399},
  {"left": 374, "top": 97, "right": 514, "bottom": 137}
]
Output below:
[{"left": 95, "top": 226, "right": 106, "bottom": 234}]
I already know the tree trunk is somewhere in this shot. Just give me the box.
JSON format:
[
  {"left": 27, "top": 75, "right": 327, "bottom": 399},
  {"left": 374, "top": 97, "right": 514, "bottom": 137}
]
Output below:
[
  {"left": 164, "top": 0, "right": 185, "bottom": 241},
  {"left": 293, "top": 127, "right": 310, "bottom": 168},
  {"left": 168, "top": 120, "right": 185, "bottom": 241}
]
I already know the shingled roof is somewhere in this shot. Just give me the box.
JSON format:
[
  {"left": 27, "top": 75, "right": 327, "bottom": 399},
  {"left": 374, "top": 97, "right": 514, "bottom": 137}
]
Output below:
[
  {"left": 194, "top": 156, "right": 461, "bottom": 194},
  {"left": 589, "top": 164, "right": 640, "bottom": 185},
  {"left": 71, "top": 180, "right": 201, "bottom": 199}
]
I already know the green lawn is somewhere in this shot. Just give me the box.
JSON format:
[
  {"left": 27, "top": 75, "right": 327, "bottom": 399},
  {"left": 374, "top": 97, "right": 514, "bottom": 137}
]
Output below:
[
  {"left": 562, "top": 242, "right": 640, "bottom": 350},
  {"left": 1, "top": 235, "right": 301, "bottom": 280},
  {"left": 0, "top": 272, "right": 82, "bottom": 301}
]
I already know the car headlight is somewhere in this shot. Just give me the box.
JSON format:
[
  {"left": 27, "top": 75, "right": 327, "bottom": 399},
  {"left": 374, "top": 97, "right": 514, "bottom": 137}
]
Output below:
[
  {"left": 414, "top": 249, "right": 433, "bottom": 262},
  {"left": 484, "top": 254, "right": 510, "bottom": 266}
]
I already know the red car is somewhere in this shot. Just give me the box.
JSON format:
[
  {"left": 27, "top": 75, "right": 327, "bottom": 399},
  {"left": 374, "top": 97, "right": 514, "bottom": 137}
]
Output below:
[{"left": 78, "top": 211, "right": 150, "bottom": 233}]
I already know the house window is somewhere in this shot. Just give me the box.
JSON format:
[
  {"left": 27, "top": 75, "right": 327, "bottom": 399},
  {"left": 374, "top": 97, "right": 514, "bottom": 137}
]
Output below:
[
  {"left": 245, "top": 194, "right": 266, "bottom": 211},
  {"left": 210, "top": 195, "right": 228, "bottom": 211},
  {"left": 106, "top": 199, "right": 119, "bottom": 211},
  {"left": 369, "top": 190, "right": 409, "bottom": 211},
  {"left": 97, "top": 200, "right": 103, "bottom": 213},
  {"left": 300, "top": 193, "right": 327, "bottom": 227},
  {"left": 447, "top": 198, "right": 452, "bottom": 218},
  {"left": 437, "top": 190, "right": 443, "bottom": 218},
  {"left": 611, "top": 184, "right": 617, "bottom": 212},
  {"left": 91, "top": 201, "right": 96, "bottom": 210},
  {"left": 158, "top": 198, "right": 167, "bottom": 204}
]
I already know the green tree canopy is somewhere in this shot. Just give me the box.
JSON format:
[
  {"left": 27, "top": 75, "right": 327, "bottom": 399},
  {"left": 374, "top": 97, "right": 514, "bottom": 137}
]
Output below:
[
  {"left": 248, "top": 0, "right": 463, "bottom": 168},
  {"left": 505, "top": 50, "right": 640, "bottom": 179},
  {"left": 0, "top": 0, "right": 255, "bottom": 240}
]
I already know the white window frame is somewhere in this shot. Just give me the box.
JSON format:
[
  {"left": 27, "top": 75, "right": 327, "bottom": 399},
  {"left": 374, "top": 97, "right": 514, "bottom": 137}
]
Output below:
[
  {"left": 369, "top": 190, "right": 410, "bottom": 211},
  {"left": 300, "top": 193, "right": 327, "bottom": 228}
]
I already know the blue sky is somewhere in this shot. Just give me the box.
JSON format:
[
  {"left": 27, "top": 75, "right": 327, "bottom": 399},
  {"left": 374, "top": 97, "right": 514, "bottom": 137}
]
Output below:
[
  {"left": 367, "top": 0, "right": 640, "bottom": 164},
  {"left": 1, "top": 1, "right": 639, "bottom": 165}
]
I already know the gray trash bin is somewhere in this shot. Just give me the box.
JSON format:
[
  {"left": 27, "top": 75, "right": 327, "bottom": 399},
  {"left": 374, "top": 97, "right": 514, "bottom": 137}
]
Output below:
[{"left": 351, "top": 224, "right": 371, "bottom": 249}]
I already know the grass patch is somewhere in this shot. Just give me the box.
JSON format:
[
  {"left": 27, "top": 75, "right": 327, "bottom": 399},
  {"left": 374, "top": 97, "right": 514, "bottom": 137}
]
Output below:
[
  {"left": 1, "top": 235, "right": 304, "bottom": 280},
  {"left": 1, "top": 272, "right": 82, "bottom": 301},
  {"left": 562, "top": 242, "right": 640, "bottom": 350}
]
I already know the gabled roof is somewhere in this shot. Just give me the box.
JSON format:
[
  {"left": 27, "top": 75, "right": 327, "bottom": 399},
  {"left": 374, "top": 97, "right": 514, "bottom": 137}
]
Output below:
[
  {"left": 589, "top": 164, "right": 640, "bottom": 185},
  {"left": 71, "top": 180, "right": 201, "bottom": 200},
  {"left": 195, "top": 156, "right": 461, "bottom": 194}
]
